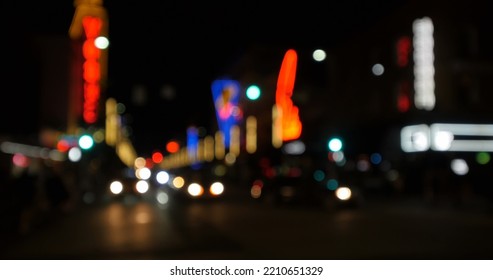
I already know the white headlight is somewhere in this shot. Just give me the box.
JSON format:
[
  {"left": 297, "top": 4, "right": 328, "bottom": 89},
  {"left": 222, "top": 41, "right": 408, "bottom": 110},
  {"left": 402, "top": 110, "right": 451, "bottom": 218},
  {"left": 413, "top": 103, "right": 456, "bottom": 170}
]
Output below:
[
  {"left": 210, "top": 182, "right": 224, "bottom": 196},
  {"left": 187, "top": 183, "right": 204, "bottom": 197},
  {"left": 110, "top": 180, "right": 123, "bottom": 195},
  {"left": 335, "top": 186, "right": 352, "bottom": 201},
  {"left": 135, "top": 180, "right": 149, "bottom": 194}
]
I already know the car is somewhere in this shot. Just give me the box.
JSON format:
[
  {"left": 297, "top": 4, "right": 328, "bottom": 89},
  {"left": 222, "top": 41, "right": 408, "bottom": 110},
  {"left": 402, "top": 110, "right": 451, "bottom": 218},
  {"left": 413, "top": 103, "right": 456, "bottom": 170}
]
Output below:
[
  {"left": 166, "top": 162, "right": 227, "bottom": 203},
  {"left": 250, "top": 169, "right": 364, "bottom": 210},
  {"left": 248, "top": 141, "right": 364, "bottom": 210},
  {"left": 106, "top": 167, "right": 154, "bottom": 201}
]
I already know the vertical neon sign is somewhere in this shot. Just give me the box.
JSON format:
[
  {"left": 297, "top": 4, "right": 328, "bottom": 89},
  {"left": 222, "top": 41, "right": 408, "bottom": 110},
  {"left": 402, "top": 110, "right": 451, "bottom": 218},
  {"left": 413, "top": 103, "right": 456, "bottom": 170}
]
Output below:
[
  {"left": 187, "top": 126, "right": 199, "bottom": 162},
  {"left": 413, "top": 17, "right": 435, "bottom": 111},
  {"left": 395, "top": 36, "right": 412, "bottom": 113},
  {"left": 274, "top": 49, "right": 302, "bottom": 145},
  {"left": 211, "top": 79, "right": 241, "bottom": 149},
  {"left": 82, "top": 16, "right": 102, "bottom": 124}
]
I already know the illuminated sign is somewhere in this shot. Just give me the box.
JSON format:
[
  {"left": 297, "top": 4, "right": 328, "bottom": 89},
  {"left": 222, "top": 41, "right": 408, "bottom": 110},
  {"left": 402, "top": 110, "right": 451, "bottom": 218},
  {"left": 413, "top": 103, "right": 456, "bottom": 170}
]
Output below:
[
  {"left": 401, "top": 123, "right": 493, "bottom": 152},
  {"left": 69, "top": 0, "right": 108, "bottom": 130},
  {"left": 413, "top": 17, "right": 435, "bottom": 111},
  {"left": 82, "top": 16, "right": 103, "bottom": 124},
  {"left": 273, "top": 49, "right": 302, "bottom": 145},
  {"left": 246, "top": 116, "right": 257, "bottom": 154},
  {"left": 187, "top": 126, "right": 199, "bottom": 161},
  {"left": 396, "top": 36, "right": 411, "bottom": 67},
  {"left": 397, "top": 80, "right": 411, "bottom": 113},
  {"left": 211, "top": 79, "right": 242, "bottom": 149},
  {"left": 400, "top": 124, "right": 430, "bottom": 152},
  {"left": 105, "top": 98, "right": 118, "bottom": 146}
]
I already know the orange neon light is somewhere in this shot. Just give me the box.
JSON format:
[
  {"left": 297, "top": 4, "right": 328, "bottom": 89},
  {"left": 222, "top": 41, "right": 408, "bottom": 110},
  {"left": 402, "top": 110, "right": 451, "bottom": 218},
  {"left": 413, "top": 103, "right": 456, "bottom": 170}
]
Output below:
[
  {"left": 275, "top": 49, "right": 302, "bottom": 141},
  {"left": 83, "top": 60, "right": 101, "bottom": 82},
  {"left": 82, "top": 40, "right": 101, "bottom": 60},
  {"left": 83, "top": 16, "right": 103, "bottom": 38},
  {"left": 81, "top": 16, "right": 102, "bottom": 124},
  {"left": 166, "top": 141, "right": 180, "bottom": 154}
]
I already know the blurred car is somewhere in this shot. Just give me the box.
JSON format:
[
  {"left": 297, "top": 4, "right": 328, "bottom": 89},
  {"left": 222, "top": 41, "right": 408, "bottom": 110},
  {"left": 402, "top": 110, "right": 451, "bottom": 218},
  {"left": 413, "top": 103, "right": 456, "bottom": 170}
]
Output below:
[
  {"left": 249, "top": 141, "right": 364, "bottom": 210},
  {"left": 167, "top": 162, "right": 227, "bottom": 203},
  {"left": 250, "top": 170, "right": 364, "bottom": 210},
  {"left": 107, "top": 167, "right": 153, "bottom": 200}
]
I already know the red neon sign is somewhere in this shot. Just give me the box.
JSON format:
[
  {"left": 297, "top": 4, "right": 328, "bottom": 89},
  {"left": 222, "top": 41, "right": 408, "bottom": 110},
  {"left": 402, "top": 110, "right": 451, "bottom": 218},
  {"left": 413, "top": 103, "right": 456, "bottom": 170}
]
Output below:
[
  {"left": 275, "top": 49, "right": 302, "bottom": 141},
  {"left": 82, "top": 16, "right": 102, "bottom": 124},
  {"left": 396, "top": 36, "right": 411, "bottom": 68},
  {"left": 397, "top": 80, "right": 411, "bottom": 113}
]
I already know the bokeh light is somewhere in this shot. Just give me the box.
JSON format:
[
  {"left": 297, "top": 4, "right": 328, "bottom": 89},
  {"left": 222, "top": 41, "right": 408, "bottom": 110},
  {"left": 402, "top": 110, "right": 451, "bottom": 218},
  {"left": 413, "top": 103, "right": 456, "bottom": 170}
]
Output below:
[
  {"left": 156, "top": 170, "right": 170, "bottom": 184},
  {"left": 372, "top": 63, "right": 385, "bottom": 76},
  {"left": 110, "top": 181, "right": 123, "bottom": 194},
  {"left": 312, "top": 49, "right": 326, "bottom": 62},
  {"left": 246, "top": 85, "right": 261, "bottom": 100},
  {"left": 187, "top": 183, "right": 204, "bottom": 197},
  {"left": 335, "top": 186, "right": 352, "bottom": 200},
  {"left": 136, "top": 180, "right": 149, "bottom": 194},
  {"left": 451, "top": 158, "right": 469, "bottom": 175},
  {"left": 210, "top": 182, "right": 224, "bottom": 196},
  {"left": 476, "top": 152, "right": 490, "bottom": 165}
]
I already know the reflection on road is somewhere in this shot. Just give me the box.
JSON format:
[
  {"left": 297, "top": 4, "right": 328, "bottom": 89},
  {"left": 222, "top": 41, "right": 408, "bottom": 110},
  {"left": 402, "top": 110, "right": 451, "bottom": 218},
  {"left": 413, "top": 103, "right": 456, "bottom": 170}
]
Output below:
[{"left": 2, "top": 195, "right": 493, "bottom": 259}]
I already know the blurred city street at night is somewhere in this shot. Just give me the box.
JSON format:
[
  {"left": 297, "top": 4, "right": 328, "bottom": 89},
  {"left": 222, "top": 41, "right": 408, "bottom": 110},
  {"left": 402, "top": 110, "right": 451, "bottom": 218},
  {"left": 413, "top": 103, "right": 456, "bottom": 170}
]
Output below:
[{"left": 1, "top": 0, "right": 493, "bottom": 260}]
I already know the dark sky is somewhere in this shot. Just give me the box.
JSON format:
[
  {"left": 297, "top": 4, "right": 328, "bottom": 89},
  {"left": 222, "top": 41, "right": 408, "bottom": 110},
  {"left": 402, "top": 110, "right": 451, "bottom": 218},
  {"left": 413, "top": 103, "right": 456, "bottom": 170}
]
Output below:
[
  {"left": 2, "top": 0, "right": 406, "bottom": 156},
  {"left": 103, "top": 0, "right": 406, "bottom": 155}
]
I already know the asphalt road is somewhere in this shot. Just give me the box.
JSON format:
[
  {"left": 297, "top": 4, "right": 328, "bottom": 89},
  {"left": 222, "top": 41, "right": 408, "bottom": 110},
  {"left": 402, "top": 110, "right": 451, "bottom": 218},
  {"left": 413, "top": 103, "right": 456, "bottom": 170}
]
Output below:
[{"left": 2, "top": 194, "right": 493, "bottom": 260}]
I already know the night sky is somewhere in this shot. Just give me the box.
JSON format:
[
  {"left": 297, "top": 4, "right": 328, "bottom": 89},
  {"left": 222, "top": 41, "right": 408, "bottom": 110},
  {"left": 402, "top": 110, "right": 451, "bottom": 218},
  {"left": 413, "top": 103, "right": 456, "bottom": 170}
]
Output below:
[{"left": 2, "top": 0, "right": 406, "bottom": 155}]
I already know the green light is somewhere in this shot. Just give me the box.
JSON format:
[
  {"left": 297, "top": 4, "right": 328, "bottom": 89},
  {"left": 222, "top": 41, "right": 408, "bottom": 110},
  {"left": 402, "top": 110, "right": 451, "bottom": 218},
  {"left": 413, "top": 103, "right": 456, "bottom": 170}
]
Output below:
[
  {"left": 79, "top": 134, "right": 94, "bottom": 150},
  {"left": 246, "top": 85, "right": 261, "bottom": 100},
  {"left": 326, "top": 179, "right": 339, "bottom": 190},
  {"left": 476, "top": 152, "right": 490, "bottom": 165},
  {"left": 313, "top": 170, "right": 325, "bottom": 182},
  {"left": 328, "top": 138, "right": 343, "bottom": 152}
]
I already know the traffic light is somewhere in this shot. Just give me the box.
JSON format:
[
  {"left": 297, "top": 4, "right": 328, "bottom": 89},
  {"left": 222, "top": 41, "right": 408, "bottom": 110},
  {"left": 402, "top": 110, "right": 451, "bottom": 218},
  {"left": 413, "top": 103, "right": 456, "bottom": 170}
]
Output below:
[
  {"left": 78, "top": 134, "right": 94, "bottom": 150},
  {"left": 328, "top": 137, "right": 343, "bottom": 152},
  {"left": 327, "top": 137, "right": 345, "bottom": 165},
  {"left": 246, "top": 84, "right": 261, "bottom": 101}
]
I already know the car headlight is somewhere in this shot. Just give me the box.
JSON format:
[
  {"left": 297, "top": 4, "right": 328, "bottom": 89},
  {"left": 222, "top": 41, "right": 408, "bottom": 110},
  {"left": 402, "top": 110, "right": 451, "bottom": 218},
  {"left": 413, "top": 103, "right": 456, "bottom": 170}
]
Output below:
[
  {"left": 135, "top": 180, "right": 149, "bottom": 194},
  {"left": 335, "top": 186, "right": 352, "bottom": 201},
  {"left": 187, "top": 183, "right": 204, "bottom": 197},
  {"left": 209, "top": 181, "right": 224, "bottom": 196},
  {"left": 109, "top": 180, "right": 123, "bottom": 195}
]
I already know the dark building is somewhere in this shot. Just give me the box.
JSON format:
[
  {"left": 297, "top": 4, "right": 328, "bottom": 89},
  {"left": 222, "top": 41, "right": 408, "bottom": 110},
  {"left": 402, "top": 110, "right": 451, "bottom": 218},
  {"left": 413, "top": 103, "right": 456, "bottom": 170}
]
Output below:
[
  {"left": 227, "top": 1, "right": 493, "bottom": 201},
  {"left": 1, "top": 1, "right": 74, "bottom": 146}
]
